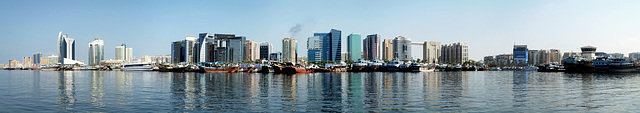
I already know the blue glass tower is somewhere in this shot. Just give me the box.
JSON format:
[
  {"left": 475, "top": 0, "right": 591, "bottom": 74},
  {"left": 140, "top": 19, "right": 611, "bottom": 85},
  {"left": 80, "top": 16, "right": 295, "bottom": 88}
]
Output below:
[{"left": 315, "top": 29, "right": 342, "bottom": 61}]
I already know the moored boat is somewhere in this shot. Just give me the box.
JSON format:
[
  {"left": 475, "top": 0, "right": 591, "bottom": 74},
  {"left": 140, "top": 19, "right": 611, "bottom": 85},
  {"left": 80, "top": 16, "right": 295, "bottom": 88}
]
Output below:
[{"left": 121, "top": 63, "right": 154, "bottom": 71}]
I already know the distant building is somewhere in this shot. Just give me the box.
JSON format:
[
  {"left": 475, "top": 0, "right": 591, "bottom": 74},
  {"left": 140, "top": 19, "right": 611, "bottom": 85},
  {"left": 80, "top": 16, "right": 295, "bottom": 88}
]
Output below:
[
  {"left": 363, "top": 34, "right": 380, "bottom": 60},
  {"left": 33, "top": 52, "right": 42, "bottom": 66},
  {"left": 629, "top": 52, "right": 640, "bottom": 61},
  {"left": 22, "top": 57, "right": 32, "bottom": 67},
  {"left": 483, "top": 56, "right": 495, "bottom": 64},
  {"left": 115, "top": 43, "right": 132, "bottom": 62},
  {"left": 610, "top": 53, "right": 624, "bottom": 58},
  {"left": 213, "top": 34, "right": 246, "bottom": 63},
  {"left": 88, "top": 38, "right": 104, "bottom": 65},
  {"left": 315, "top": 29, "right": 342, "bottom": 61},
  {"left": 270, "top": 52, "right": 282, "bottom": 62},
  {"left": 392, "top": 36, "right": 412, "bottom": 61},
  {"left": 57, "top": 31, "right": 76, "bottom": 64},
  {"left": 282, "top": 37, "right": 297, "bottom": 63},
  {"left": 259, "top": 42, "right": 272, "bottom": 60},
  {"left": 307, "top": 36, "right": 323, "bottom": 62},
  {"left": 581, "top": 46, "right": 596, "bottom": 60},
  {"left": 126, "top": 48, "right": 133, "bottom": 62},
  {"left": 562, "top": 52, "right": 581, "bottom": 60},
  {"left": 245, "top": 40, "right": 259, "bottom": 61},
  {"left": 595, "top": 52, "right": 608, "bottom": 57},
  {"left": 46, "top": 55, "right": 59, "bottom": 66},
  {"left": 550, "top": 49, "right": 561, "bottom": 63},
  {"left": 513, "top": 45, "right": 528, "bottom": 64},
  {"left": 423, "top": 41, "right": 440, "bottom": 63},
  {"left": 9, "top": 60, "right": 20, "bottom": 68},
  {"left": 495, "top": 54, "right": 513, "bottom": 64},
  {"left": 171, "top": 35, "right": 197, "bottom": 63},
  {"left": 440, "top": 42, "right": 469, "bottom": 64},
  {"left": 538, "top": 50, "right": 550, "bottom": 64},
  {"left": 40, "top": 57, "right": 48, "bottom": 66},
  {"left": 341, "top": 52, "right": 349, "bottom": 62},
  {"left": 196, "top": 33, "right": 215, "bottom": 62},
  {"left": 347, "top": 33, "right": 361, "bottom": 61},
  {"left": 382, "top": 39, "right": 393, "bottom": 61},
  {"left": 528, "top": 50, "right": 540, "bottom": 65}
]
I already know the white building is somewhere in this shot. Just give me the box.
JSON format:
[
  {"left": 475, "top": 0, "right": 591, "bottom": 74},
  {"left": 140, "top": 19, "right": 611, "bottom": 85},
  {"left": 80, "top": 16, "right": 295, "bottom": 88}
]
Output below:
[{"left": 88, "top": 38, "right": 104, "bottom": 65}]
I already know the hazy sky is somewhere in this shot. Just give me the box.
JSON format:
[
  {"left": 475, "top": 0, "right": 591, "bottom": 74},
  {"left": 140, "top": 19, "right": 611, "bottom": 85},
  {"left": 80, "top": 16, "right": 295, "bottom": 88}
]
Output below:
[{"left": 2, "top": 0, "right": 640, "bottom": 63}]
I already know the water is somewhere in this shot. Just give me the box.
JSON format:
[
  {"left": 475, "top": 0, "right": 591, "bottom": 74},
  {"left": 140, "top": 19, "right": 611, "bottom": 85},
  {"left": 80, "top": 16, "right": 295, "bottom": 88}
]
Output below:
[{"left": 1, "top": 70, "right": 640, "bottom": 112}]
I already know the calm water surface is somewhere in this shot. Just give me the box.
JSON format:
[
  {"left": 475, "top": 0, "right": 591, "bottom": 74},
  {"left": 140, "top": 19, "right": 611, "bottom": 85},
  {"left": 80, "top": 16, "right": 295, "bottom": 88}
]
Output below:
[{"left": 1, "top": 70, "right": 640, "bottom": 112}]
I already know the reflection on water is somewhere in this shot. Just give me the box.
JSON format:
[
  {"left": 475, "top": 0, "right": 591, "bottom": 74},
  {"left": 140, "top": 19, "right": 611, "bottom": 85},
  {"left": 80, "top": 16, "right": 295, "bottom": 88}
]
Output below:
[{"left": 1, "top": 71, "right": 640, "bottom": 112}]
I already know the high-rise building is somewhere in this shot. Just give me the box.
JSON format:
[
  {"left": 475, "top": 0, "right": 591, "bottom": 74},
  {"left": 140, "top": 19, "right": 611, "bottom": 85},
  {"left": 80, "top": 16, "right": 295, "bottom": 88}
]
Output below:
[
  {"left": 88, "top": 38, "right": 104, "bottom": 65},
  {"left": 259, "top": 42, "right": 272, "bottom": 60},
  {"left": 483, "top": 56, "right": 495, "bottom": 64},
  {"left": 244, "top": 40, "right": 259, "bottom": 61},
  {"left": 513, "top": 45, "right": 528, "bottom": 64},
  {"left": 549, "top": 49, "right": 561, "bottom": 63},
  {"left": 610, "top": 53, "right": 624, "bottom": 58},
  {"left": 495, "top": 54, "right": 513, "bottom": 64},
  {"left": 528, "top": 50, "right": 540, "bottom": 65},
  {"left": 562, "top": 52, "right": 581, "bottom": 60},
  {"left": 392, "top": 36, "right": 412, "bottom": 61},
  {"left": 171, "top": 35, "right": 197, "bottom": 63},
  {"left": 315, "top": 29, "right": 342, "bottom": 61},
  {"left": 115, "top": 44, "right": 126, "bottom": 60},
  {"left": 423, "top": 41, "right": 441, "bottom": 63},
  {"left": 40, "top": 57, "right": 49, "bottom": 66},
  {"left": 347, "top": 33, "right": 361, "bottom": 61},
  {"left": 33, "top": 52, "right": 42, "bottom": 65},
  {"left": 538, "top": 50, "right": 550, "bottom": 64},
  {"left": 9, "top": 60, "right": 20, "bottom": 68},
  {"left": 307, "top": 36, "right": 323, "bottom": 62},
  {"left": 126, "top": 48, "right": 133, "bottom": 62},
  {"left": 363, "top": 34, "right": 380, "bottom": 60},
  {"left": 22, "top": 57, "right": 32, "bottom": 67},
  {"left": 629, "top": 52, "right": 640, "bottom": 61},
  {"left": 196, "top": 33, "right": 215, "bottom": 62},
  {"left": 270, "top": 52, "right": 282, "bottom": 62},
  {"left": 440, "top": 42, "right": 469, "bottom": 64},
  {"left": 213, "top": 34, "right": 246, "bottom": 63},
  {"left": 282, "top": 37, "right": 297, "bottom": 63},
  {"left": 382, "top": 39, "right": 393, "bottom": 61},
  {"left": 57, "top": 31, "right": 75, "bottom": 64},
  {"left": 47, "top": 55, "right": 59, "bottom": 66}
]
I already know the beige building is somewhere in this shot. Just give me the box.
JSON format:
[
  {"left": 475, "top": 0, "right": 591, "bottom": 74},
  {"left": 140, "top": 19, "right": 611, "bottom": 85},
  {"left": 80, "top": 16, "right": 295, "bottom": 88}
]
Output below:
[
  {"left": 423, "top": 41, "right": 441, "bottom": 63},
  {"left": 245, "top": 40, "right": 259, "bottom": 61},
  {"left": 282, "top": 37, "right": 297, "bottom": 63},
  {"left": 440, "top": 42, "right": 469, "bottom": 64},
  {"left": 40, "top": 57, "right": 49, "bottom": 66},
  {"left": 22, "top": 57, "right": 33, "bottom": 67},
  {"left": 550, "top": 49, "right": 562, "bottom": 63},
  {"left": 9, "top": 60, "right": 20, "bottom": 68},
  {"left": 382, "top": 39, "right": 393, "bottom": 61}
]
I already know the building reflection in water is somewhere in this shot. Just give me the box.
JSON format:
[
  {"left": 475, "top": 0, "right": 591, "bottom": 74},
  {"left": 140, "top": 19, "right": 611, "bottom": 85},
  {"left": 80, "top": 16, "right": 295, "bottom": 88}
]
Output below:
[
  {"left": 57, "top": 71, "right": 76, "bottom": 109},
  {"left": 512, "top": 71, "right": 529, "bottom": 108},
  {"left": 114, "top": 71, "right": 133, "bottom": 106},
  {"left": 89, "top": 71, "right": 105, "bottom": 107}
]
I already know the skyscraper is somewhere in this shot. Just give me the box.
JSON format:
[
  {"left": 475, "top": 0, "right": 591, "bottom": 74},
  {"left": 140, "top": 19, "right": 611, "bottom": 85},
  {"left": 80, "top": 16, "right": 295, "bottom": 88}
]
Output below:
[
  {"left": 282, "top": 37, "right": 297, "bottom": 63},
  {"left": 270, "top": 52, "right": 282, "bottom": 62},
  {"left": 392, "top": 36, "right": 412, "bottom": 61},
  {"left": 196, "top": 33, "right": 215, "bottom": 62},
  {"left": 382, "top": 39, "right": 393, "bottom": 61},
  {"left": 315, "top": 29, "right": 342, "bottom": 61},
  {"left": 245, "top": 40, "right": 259, "bottom": 61},
  {"left": 171, "top": 40, "right": 186, "bottom": 63},
  {"left": 513, "top": 45, "right": 528, "bottom": 64},
  {"left": 57, "top": 31, "right": 75, "bottom": 64},
  {"left": 115, "top": 44, "right": 126, "bottom": 60},
  {"left": 259, "top": 42, "right": 272, "bottom": 60},
  {"left": 88, "top": 38, "right": 104, "bottom": 65},
  {"left": 33, "top": 52, "right": 42, "bottom": 65},
  {"left": 423, "top": 41, "right": 440, "bottom": 63},
  {"left": 440, "top": 42, "right": 469, "bottom": 64},
  {"left": 213, "top": 34, "right": 246, "bottom": 63},
  {"left": 307, "top": 36, "right": 323, "bottom": 62},
  {"left": 363, "top": 34, "right": 380, "bottom": 60},
  {"left": 347, "top": 33, "right": 361, "bottom": 61},
  {"left": 550, "top": 49, "right": 561, "bottom": 62},
  {"left": 528, "top": 50, "right": 540, "bottom": 65},
  {"left": 22, "top": 57, "right": 32, "bottom": 67},
  {"left": 126, "top": 48, "right": 133, "bottom": 62}
]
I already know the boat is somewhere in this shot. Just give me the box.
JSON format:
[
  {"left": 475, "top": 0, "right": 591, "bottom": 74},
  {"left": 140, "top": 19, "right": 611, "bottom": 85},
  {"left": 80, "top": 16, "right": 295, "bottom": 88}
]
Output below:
[
  {"left": 282, "top": 63, "right": 314, "bottom": 74},
  {"left": 489, "top": 67, "right": 502, "bottom": 71},
  {"left": 364, "top": 60, "right": 384, "bottom": 72},
  {"left": 562, "top": 55, "right": 595, "bottom": 73},
  {"left": 444, "top": 64, "right": 462, "bottom": 71},
  {"left": 121, "top": 63, "right": 154, "bottom": 71},
  {"left": 537, "top": 63, "right": 564, "bottom": 72},
  {"left": 349, "top": 59, "right": 368, "bottom": 72},
  {"left": 593, "top": 57, "right": 640, "bottom": 73},
  {"left": 198, "top": 62, "right": 238, "bottom": 72},
  {"left": 384, "top": 60, "right": 404, "bottom": 72},
  {"left": 410, "top": 63, "right": 435, "bottom": 72},
  {"left": 258, "top": 65, "right": 274, "bottom": 73}
]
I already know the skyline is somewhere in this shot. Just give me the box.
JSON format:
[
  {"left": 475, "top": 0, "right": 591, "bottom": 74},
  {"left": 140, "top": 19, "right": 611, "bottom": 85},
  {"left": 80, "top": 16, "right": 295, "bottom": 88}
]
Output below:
[{"left": 2, "top": 0, "right": 640, "bottom": 62}]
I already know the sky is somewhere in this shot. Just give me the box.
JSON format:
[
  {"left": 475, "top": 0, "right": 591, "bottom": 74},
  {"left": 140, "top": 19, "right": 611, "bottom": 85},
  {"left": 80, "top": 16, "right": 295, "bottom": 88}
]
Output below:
[{"left": 2, "top": 0, "right": 640, "bottom": 63}]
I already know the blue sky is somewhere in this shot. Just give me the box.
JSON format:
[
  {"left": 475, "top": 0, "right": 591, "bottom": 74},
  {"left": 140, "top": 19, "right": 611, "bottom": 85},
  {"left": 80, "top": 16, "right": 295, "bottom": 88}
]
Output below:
[{"left": 2, "top": 0, "right": 640, "bottom": 63}]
